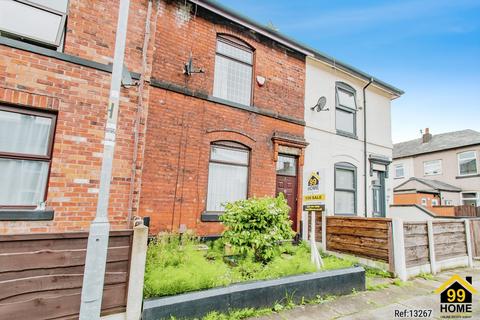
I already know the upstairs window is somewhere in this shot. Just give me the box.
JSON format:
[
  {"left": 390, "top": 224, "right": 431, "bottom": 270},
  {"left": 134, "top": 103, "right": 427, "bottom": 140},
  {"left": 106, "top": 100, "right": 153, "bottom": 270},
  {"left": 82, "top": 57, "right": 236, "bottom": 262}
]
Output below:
[
  {"left": 0, "top": 0, "right": 68, "bottom": 49},
  {"left": 213, "top": 35, "right": 253, "bottom": 106},
  {"left": 424, "top": 159, "right": 442, "bottom": 176},
  {"left": 394, "top": 164, "right": 405, "bottom": 178},
  {"left": 335, "top": 82, "right": 357, "bottom": 136},
  {"left": 458, "top": 151, "right": 477, "bottom": 176},
  {"left": 0, "top": 105, "right": 56, "bottom": 207},
  {"left": 206, "top": 141, "right": 249, "bottom": 213}
]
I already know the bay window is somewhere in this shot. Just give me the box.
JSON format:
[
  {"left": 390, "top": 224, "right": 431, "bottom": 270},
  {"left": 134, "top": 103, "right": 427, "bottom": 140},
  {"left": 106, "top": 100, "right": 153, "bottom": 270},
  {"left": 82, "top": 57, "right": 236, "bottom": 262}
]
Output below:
[
  {"left": 0, "top": 105, "right": 56, "bottom": 207},
  {"left": 213, "top": 35, "right": 253, "bottom": 106},
  {"left": 458, "top": 151, "right": 477, "bottom": 176},
  {"left": 206, "top": 141, "right": 249, "bottom": 213},
  {"left": 334, "top": 162, "right": 357, "bottom": 215}
]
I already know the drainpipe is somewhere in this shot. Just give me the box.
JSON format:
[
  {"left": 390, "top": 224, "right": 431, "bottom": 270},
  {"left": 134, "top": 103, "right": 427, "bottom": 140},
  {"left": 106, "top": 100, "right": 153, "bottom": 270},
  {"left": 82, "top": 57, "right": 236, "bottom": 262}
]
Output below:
[{"left": 363, "top": 78, "right": 373, "bottom": 217}]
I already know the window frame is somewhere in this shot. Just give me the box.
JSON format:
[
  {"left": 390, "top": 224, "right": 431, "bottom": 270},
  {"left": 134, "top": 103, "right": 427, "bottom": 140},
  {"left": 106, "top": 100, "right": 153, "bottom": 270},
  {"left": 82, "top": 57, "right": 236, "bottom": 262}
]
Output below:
[
  {"left": 458, "top": 151, "right": 478, "bottom": 176},
  {"left": 394, "top": 164, "right": 405, "bottom": 179},
  {"left": 421, "top": 198, "right": 428, "bottom": 207},
  {"left": 335, "top": 82, "right": 357, "bottom": 138},
  {"left": 0, "top": 0, "right": 68, "bottom": 49},
  {"left": 0, "top": 103, "right": 57, "bottom": 209},
  {"left": 461, "top": 192, "right": 479, "bottom": 207},
  {"left": 213, "top": 35, "right": 255, "bottom": 106},
  {"left": 334, "top": 162, "right": 357, "bottom": 215},
  {"left": 205, "top": 141, "right": 250, "bottom": 214},
  {"left": 423, "top": 159, "right": 442, "bottom": 176}
]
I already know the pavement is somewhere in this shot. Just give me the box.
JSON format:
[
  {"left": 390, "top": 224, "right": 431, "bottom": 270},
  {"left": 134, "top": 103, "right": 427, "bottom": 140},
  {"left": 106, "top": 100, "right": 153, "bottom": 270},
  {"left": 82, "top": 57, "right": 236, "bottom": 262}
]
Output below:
[{"left": 251, "top": 267, "right": 480, "bottom": 320}]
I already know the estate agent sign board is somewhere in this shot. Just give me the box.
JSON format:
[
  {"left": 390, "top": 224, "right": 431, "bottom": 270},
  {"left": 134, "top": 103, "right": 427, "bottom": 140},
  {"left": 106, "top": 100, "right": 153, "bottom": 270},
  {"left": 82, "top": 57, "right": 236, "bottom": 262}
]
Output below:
[{"left": 303, "top": 169, "right": 326, "bottom": 212}]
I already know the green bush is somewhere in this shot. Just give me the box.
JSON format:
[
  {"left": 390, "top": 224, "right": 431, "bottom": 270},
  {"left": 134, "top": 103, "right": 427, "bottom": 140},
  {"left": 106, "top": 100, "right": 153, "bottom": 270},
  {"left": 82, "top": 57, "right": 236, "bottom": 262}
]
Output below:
[{"left": 220, "top": 194, "right": 295, "bottom": 262}]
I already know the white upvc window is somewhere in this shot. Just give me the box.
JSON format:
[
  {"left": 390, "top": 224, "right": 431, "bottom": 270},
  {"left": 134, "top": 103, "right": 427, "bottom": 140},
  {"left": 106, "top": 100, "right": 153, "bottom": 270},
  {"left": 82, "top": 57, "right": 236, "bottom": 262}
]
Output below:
[
  {"left": 206, "top": 141, "right": 249, "bottom": 213},
  {"left": 461, "top": 192, "right": 479, "bottom": 207},
  {"left": 0, "top": 0, "right": 69, "bottom": 49},
  {"left": 445, "top": 200, "right": 453, "bottom": 206},
  {"left": 431, "top": 198, "right": 439, "bottom": 206},
  {"left": 424, "top": 159, "right": 442, "bottom": 176},
  {"left": 421, "top": 198, "right": 428, "bottom": 206},
  {"left": 335, "top": 82, "right": 357, "bottom": 136},
  {"left": 334, "top": 162, "right": 357, "bottom": 215},
  {"left": 394, "top": 164, "right": 405, "bottom": 178},
  {"left": 213, "top": 36, "right": 253, "bottom": 106},
  {"left": 458, "top": 151, "right": 478, "bottom": 176}
]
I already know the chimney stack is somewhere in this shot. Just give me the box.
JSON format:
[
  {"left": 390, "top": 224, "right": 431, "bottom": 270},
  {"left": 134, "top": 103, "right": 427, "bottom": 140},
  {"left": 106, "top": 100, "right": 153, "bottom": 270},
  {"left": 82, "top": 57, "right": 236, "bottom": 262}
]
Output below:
[{"left": 422, "top": 128, "right": 432, "bottom": 143}]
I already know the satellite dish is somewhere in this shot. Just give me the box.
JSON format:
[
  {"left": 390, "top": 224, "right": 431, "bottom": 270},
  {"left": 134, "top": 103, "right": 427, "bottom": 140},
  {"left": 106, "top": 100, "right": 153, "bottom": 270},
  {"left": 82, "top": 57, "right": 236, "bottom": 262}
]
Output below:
[
  {"left": 184, "top": 52, "right": 204, "bottom": 76},
  {"left": 311, "top": 96, "right": 329, "bottom": 112}
]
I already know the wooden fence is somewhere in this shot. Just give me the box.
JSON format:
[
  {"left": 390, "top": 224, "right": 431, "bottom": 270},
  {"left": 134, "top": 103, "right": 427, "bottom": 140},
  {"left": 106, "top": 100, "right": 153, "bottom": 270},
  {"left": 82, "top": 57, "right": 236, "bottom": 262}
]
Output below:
[
  {"left": 394, "top": 219, "right": 473, "bottom": 280},
  {"left": 306, "top": 214, "right": 474, "bottom": 279},
  {"left": 0, "top": 230, "right": 133, "bottom": 320},
  {"left": 326, "top": 217, "right": 392, "bottom": 264},
  {"left": 470, "top": 219, "right": 480, "bottom": 258},
  {"left": 307, "top": 215, "right": 394, "bottom": 270},
  {"left": 455, "top": 205, "right": 480, "bottom": 217}
]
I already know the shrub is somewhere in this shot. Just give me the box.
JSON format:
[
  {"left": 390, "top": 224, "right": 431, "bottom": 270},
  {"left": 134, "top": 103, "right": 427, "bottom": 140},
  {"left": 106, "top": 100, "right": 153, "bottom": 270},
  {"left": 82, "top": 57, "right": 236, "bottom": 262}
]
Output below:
[{"left": 220, "top": 194, "right": 295, "bottom": 263}]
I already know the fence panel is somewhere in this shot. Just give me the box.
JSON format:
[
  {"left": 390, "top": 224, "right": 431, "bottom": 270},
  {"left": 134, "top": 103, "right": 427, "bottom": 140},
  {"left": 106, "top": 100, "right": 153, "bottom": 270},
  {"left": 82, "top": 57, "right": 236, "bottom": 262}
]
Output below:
[
  {"left": 455, "top": 205, "right": 477, "bottom": 217},
  {"left": 0, "top": 230, "right": 133, "bottom": 320},
  {"left": 432, "top": 221, "right": 466, "bottom": 262},
  {"left": 403, "top": 222, "right": 429, "bottom": 267},
  {"left": 326, "top": 217, "right": 392, "bottom": 263},
  {"left": 471, "top": 220, "right": 480, "bottom": 258}
]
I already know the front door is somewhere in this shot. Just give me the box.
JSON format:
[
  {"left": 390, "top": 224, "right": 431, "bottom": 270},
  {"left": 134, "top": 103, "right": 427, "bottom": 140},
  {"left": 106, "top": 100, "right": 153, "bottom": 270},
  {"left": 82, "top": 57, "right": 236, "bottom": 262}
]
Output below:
[
  {"left": 372, "top": 170, "right": 386, "bottom": 217},
  {"left": 275, "top": 155, "right": 298, "bottom": 231}
]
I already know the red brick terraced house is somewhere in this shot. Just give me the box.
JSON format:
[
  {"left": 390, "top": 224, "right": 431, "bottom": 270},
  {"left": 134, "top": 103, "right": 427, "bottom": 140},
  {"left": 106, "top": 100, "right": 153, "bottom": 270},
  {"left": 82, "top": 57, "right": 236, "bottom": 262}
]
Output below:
[{"left": 0, "top": 0, "right": 311, "bottom": 236}]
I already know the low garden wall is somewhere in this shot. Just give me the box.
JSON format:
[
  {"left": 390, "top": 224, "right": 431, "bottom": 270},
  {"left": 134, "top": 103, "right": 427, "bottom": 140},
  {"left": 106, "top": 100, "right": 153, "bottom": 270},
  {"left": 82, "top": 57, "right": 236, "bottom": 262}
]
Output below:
[{"left": 143, "top": 266, "right": 365, "bottom": 320}]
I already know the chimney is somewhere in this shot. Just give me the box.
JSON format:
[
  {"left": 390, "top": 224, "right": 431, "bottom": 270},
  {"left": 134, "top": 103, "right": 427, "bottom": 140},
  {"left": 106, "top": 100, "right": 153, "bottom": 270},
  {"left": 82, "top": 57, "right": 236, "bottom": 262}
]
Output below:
[{"left": 422, "top": 128, "right": 432, "bottom": 143}]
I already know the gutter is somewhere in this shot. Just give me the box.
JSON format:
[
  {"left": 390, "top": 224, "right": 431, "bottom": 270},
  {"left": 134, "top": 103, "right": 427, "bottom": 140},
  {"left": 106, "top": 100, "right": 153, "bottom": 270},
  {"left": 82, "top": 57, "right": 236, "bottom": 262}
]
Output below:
[{"left": 363, "top": 78, "right": 373, "bottom": 217}]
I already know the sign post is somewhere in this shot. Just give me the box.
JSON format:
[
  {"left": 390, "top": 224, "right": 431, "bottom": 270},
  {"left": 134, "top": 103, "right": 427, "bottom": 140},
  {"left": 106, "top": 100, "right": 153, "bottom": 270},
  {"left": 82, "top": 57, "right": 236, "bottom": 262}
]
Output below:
[{"left": 303, "top": 169, "right": 326, "bottom": 269}]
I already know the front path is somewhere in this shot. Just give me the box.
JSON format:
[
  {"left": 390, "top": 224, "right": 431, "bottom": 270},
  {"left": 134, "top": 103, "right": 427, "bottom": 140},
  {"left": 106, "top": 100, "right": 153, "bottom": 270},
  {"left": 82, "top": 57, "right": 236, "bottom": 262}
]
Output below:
[{"left": 252, "top": 267, "right": 480, "bottom": 320}]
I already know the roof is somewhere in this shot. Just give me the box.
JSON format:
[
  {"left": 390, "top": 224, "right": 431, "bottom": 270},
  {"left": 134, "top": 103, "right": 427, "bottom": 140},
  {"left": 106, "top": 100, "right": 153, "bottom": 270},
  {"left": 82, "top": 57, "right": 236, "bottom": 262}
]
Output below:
[
  {"left": 191, "top": 0, "right": 404, "bottom": 97},
  {"left": 434, "top": 275, "right": 477, "bottom": 294},
  {"left": 393, "top": 129, "right": 480, "bottom": 159},
  {"left": 394, "top": 177, "right": 462, "bottom": 193}
]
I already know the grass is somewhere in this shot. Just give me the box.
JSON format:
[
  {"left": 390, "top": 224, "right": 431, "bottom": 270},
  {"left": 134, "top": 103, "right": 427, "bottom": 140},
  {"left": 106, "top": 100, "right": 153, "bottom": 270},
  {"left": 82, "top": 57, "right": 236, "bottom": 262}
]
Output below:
[{"left": 144, "top": 234, "right": 356, "bottom": 298}]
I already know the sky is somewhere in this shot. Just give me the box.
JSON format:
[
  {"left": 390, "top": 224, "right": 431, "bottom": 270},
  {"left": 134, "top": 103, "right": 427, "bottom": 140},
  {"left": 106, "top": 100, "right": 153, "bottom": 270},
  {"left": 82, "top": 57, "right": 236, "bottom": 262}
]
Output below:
[{"left": 217, "top": 0, "right": 480, "bottom": 143}]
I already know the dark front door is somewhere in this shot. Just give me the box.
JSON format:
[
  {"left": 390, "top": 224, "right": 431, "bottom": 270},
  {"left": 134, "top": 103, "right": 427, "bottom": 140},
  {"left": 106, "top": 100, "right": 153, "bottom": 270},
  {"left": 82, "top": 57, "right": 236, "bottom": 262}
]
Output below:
[
  {"left": 276, "top": 155, "right": 298, "bottom": 231},
  {"left": 372, "top": 170, "right": 386, "bottom": 217}
]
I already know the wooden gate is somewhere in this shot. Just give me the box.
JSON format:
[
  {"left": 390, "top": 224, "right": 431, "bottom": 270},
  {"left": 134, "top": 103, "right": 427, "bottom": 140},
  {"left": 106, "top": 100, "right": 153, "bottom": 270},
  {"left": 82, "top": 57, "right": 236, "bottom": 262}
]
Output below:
[{"left": 0, "top": 230, "right": 133, "bottom": 319}]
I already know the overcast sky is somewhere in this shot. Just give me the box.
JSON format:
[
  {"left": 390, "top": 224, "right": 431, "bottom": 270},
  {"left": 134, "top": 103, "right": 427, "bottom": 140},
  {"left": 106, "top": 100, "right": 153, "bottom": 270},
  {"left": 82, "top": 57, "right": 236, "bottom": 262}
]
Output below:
[{"left": 218, "top": 0, "right": 480, "bottom": 143}]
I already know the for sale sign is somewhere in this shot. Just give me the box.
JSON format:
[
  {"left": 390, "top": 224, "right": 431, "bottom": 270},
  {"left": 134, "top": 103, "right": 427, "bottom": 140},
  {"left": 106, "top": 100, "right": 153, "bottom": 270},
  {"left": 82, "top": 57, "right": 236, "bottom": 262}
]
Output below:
[{"left": 303, "top": 169, "right": 325, "bottom": 211}]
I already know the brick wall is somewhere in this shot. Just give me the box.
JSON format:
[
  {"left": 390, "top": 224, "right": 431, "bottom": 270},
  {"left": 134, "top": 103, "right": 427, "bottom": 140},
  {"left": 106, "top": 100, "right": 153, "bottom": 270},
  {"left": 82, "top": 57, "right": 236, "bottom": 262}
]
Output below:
[
  {"left": 152, "top": 0, "right": 305, "bottom": 119},
  {"left": 139, "top": 88, "right": 304, "bottom": 235},
  {"left": 0, "top": 0, "right": 154, "bottom": 234},
  {"left": 0, "top": 0, "right": 306, "bottom": 236},
  {"left": 393, "top": 193, "right": 440, "bottom": 208},
  {"left": 139, "top": 0, "right": 306, "bottom": 235}
]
